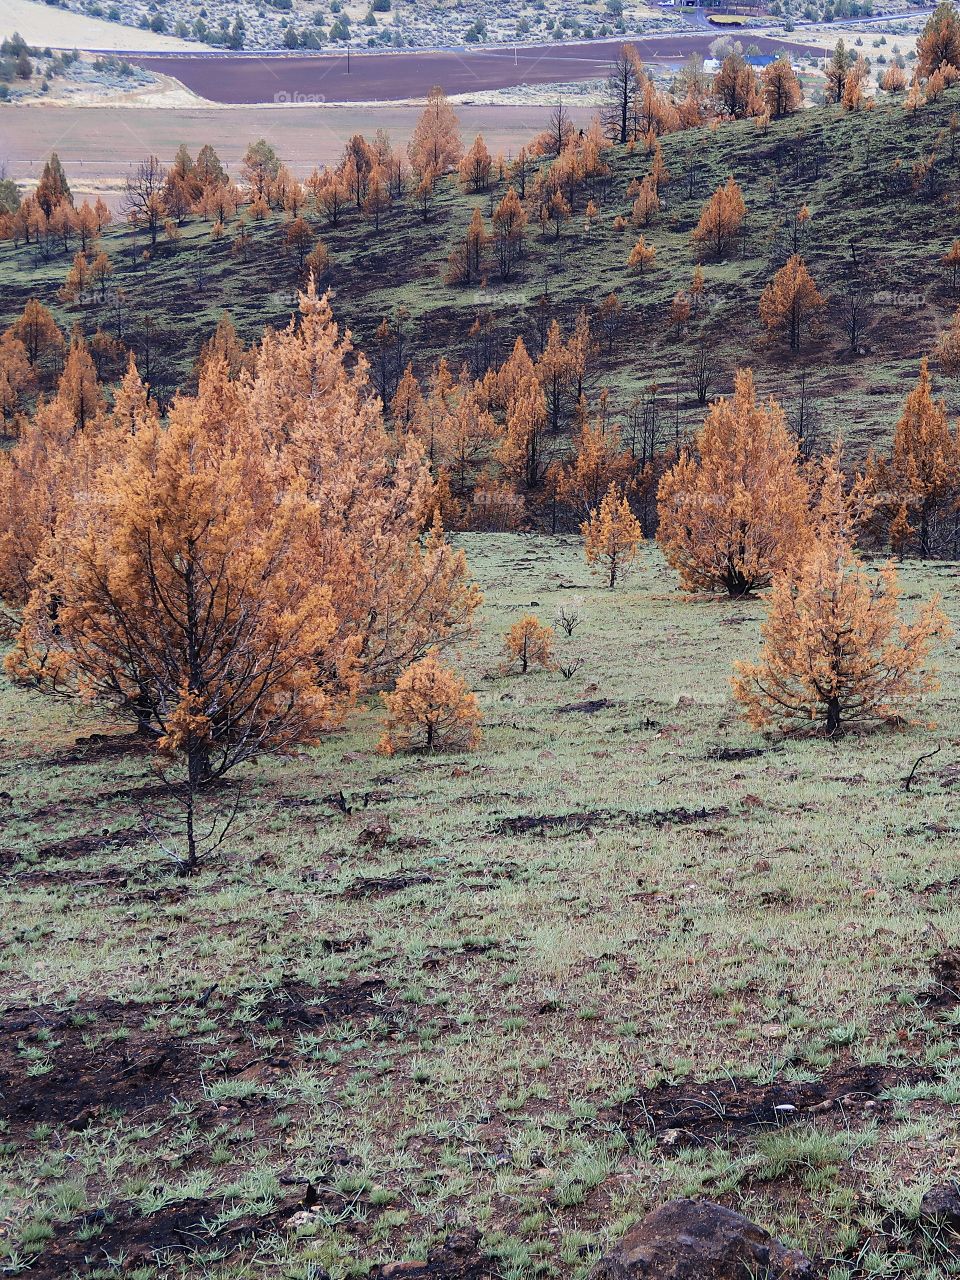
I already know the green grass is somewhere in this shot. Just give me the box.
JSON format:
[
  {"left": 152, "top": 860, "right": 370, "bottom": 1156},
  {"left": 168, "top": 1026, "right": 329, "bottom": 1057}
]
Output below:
[
  {"left": 5, "top": 88, "right": 960, "bottom": 456},
  {"left": 1, "top": 535, "right": 959, "bottom": 1276}
]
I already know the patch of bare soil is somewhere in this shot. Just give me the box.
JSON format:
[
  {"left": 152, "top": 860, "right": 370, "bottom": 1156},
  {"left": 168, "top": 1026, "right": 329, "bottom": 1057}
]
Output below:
[
  {"left": 2, "top": 976, "right": 410, "bottom": 1140},
  {"left": 251, "top": 976, "right": 392, "bottom": 1028},
  {"left": 644, "top": 805, "right": 732, "bottom": 828},
  {"left": 10, "top": 863, "right": 133, "bottom": 890},
  {"left": 24, "top": 1183, "right": 324, "bottom": 1278},
  {"left": 370, "top": 1228, "right": 497, "bottom": 1280},
  {"left": 343, "top": 871, "right": 435, "bottom": 897},
  {"left": 556, "top": 698, "right": 618, "bottom": 714},
  {"left": 496, "top": 806, "right": 731, "bottom": 837},
  {"left": 497, "top": 811, "right": 611, "bottom": 836},
  {"left": 709, "top": 745, "right": 765, "bottom": 762},
  {"left": 45, "top": 732, "right": 152, "bottom": 769},
  {"left": 921, "top": 950, "right": 960, "bottom": 1010},
  {"left": 614, "top": 1063, "right": 925, "bottom": 1148},
  {"left": 0, "top": 1002, "right": 199, "bottom": 1137}
]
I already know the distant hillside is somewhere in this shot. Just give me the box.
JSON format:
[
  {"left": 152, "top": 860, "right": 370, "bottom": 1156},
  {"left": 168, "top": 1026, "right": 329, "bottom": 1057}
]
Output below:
[{"left": 3, "top": 87, "right": 959, "bottom": 462}]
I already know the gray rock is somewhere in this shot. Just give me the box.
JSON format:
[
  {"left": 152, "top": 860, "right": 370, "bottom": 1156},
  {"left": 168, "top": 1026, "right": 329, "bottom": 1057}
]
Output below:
[
  {"left": 593, "top": 1199, "right": 815, "bottom": 1280},
  {"left": 919, "top": 1183, "right": 960, "bottom": 1232}
]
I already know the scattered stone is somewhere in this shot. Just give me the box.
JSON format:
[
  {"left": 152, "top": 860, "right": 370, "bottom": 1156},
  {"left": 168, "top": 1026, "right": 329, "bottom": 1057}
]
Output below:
[
  {"left": 592, "top": 1199, "right": 815, "bottom": 1280},
  {"left": 919, "top": 1183, "right": 960, "bottom": 1233}
]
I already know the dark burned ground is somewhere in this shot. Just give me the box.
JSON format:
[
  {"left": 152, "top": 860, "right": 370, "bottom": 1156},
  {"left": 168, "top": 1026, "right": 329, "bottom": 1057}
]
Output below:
[
  {"left": 0, "top": 1002, "right": 199, "bottom": 1134},
  {"left": 3, "top": 541, "right": 960, "bottom": 1277},
  {"left": 0, "top": 979, "right": 446, "bottom": 1274},
  {"left": 2, "top": 952, "right": 957, "bottom": 1276},
  {"left": 614, "top": 1061, "right": 927, "bottom": 1147},
  {"left": 1, "top": 978, "right": 397, "bottom": 1138}
]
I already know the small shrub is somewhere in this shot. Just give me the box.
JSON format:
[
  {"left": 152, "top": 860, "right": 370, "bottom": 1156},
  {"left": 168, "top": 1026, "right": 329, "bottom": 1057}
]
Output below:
[
  {"left": 378, "top": 652, "right": 481, "bottom": 754},
  {"left": 502, "top": 616, "right": 556, "bottom": 674}
]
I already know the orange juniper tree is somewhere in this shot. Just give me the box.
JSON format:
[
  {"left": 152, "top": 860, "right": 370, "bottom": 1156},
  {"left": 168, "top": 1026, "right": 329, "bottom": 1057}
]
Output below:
[
  {"left": 0, "top": 397, "right": 77, "bottom": 610},
  {"left": 495, "top": 371, "right": 550, "bottom": 491},
  {"left": 628, "top": 235, "right": 656, "bottom": 273},
  {"left": 918, "top": 1, "right": 960, "bottom": 76},
  {"left": 408, "top": 86, "right": 463, "bottom": 176},
  {"left": 459, "top": 134, "right": 493, "bottom": 193},
  {"left": 668, "top": 290, "right": 691, "bottom": 338},
  {"left": 0, "top": 333, "right": 34, "bottom": 422},
  {"left": 692, "top": 177, "right": 746, "bottom": 259},
  {"left": 8, "top": 403, "right": 339, "bottom": 783},
  {"left": 733, "top": 462, "right": 951, "bottom": 735},
  {"left": 759, "top": 255, "right": 826, "bottom": 351},
  {"left": 6, "top": 299, "right": 64, "bottom": 373},
  {"left": 492, "top": 186, "right": 527, "bottom": 280},
  {"left": 762, "top": 56, "right": 803, "bottom": 117},
  {"left": 502, "top": 616, "right": 556, "bottom": 674},
  {"left": 378, "top": 652, "right": 482, "bottom": 754},
  {"left": 6, "top": 285, "right": 482, "bottom": 764},
  {"left": 656, "top": 368, "right": 810, "bottom": 596},
  {"left": 934, "top": 305, "right": 960, "bottom": 379},
  {"left": 57, "top": 327, "right": 104, "bottom": 432},
  {"left": 536, "top": 321, "right": 576, "bottom": 435},
  {"left": 713, "top": 52, "right": 759, "bottom": 118},
  {"left": 944, "top": 238, "right": 960, "bottom": 291},
  {"left": 558, "top": 414, "right": 634, "bottom": 520},
  {"left": 247, "top": 284, "right": 482, "bottom": 686},
  {"left": 631, "top": 176, "right": 659, "bottom": 227},
  {"left": 581, "top": 482, "right": 644, "bottom": 588},
  {"left": 867, "top": 358, "right": 960, "bottom": 558}
]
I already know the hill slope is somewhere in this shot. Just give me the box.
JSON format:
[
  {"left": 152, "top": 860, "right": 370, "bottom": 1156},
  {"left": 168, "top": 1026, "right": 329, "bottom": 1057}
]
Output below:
[{"left": 3, "top": 89, "right": 960, "bottom": 457}]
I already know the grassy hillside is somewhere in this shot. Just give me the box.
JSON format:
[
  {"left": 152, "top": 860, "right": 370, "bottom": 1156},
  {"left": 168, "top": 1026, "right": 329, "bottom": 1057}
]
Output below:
[
  {"left": 2, "top": 536, "right": 960, "bottom": 1278},
  {"left": 3, "top": 90, "right": 960, "bottom": 456},
  {"left": 9, "top": 87, "right": 960, "bottom": 455}
]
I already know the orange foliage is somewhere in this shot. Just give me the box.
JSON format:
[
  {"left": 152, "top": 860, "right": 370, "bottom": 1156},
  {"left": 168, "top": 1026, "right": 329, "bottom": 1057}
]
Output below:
[
  {"left": 918, "top": 1, "right": 960, "bottom": 77},
  {"left": 762, "top": 57, "right": 803, "bottom": 116},
  {"left": 628, "top": 235, "right": 656, "bottom": 273},
  {"left": 408, "top": 86, "right": 463, "bottom": 176},
  {"left": 691, "top": 177, "right": 745, "bottom": 258},
  {"left": 759, "top": 255, "right": 826, "bottom": 351},
  {"left": 558, "top": 415, "right": 634, "bottom": 520},
  {"left": 7, "top": 397, "right": 339, "bottom": 782},
  {"left": 656, "top": 369, "right": 810, "bottom": 596},
  {"left": 502, "top": 616, "right": 556, "bottom": 674},
  {"left": 867, "top": 358, "right": 960, "bottom": 558},
  {"left": 581, "top": 482, "right": 644, "bottom": 588},
  {"left": 733, "top": 463, "right": 951, "bottom": 734},
  {"left": 378, "top": 651, "right": 482, "bottom": 754},
  {"left": 4, "top": 285, "right": 482, "bottom": 772}
]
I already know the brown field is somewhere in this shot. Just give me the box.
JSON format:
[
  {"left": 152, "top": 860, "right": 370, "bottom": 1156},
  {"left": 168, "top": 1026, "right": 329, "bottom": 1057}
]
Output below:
[
  {"left": 127, "top": 34, "right": 826, "bottom": 105},
  {"left": 1, "top": 102, "right": 596, "bottom": 203}
]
